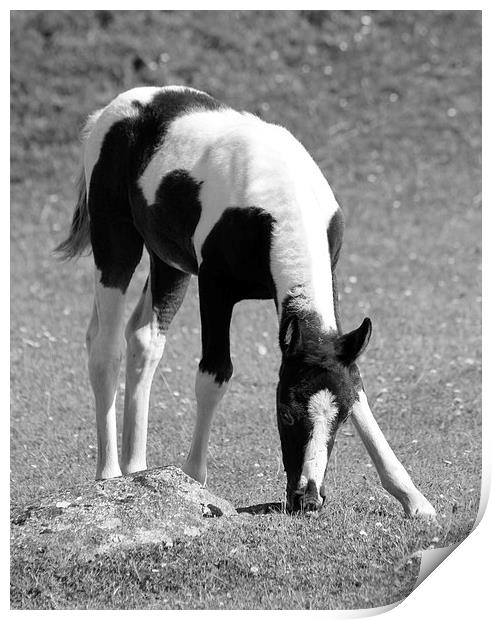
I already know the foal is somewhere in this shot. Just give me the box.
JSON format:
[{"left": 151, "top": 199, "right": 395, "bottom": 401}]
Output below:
[{"left": 56, "top": 86, "right": 435, "bottom": 517}]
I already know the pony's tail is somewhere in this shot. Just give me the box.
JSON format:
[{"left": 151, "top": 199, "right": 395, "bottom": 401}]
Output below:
[
  {"left": 53, "top": 168, "right": 90, "bottom": 260},
  {"left": 53, "top": 109, "right": 103, "bottom": 261}
]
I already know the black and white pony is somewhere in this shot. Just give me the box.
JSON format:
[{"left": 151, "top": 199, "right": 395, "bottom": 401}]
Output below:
[{"left": 56, "top": 86, "right": 435, "bottom": 517}]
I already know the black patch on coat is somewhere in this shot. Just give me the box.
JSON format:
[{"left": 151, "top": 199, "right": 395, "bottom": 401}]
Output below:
[
  {"left": 197, "top": 207, "right": 277, "bottom": 383},
  {"left": 200, "top": 207, "right": 276, "bottom": 301},
  {"left": 327, "top": 208, "right": 345, "bottom": 332},
  {"left": 197, "top": 268, "right": 235, "bottom": 384},
  {"left": 131, "top": 169, "right": 203, "bottom": 274},
  {"left": 87, "top": 88, "right": 226, "bottom": 291},
  {"left": 149, "top": 252, "right": 191, "bottom": 333},
  {"left": 88, "top": 119, "right": 144, "bottom": 291},
  {"left": 327, "top": 207, "right": 344, "bottom": 270}
]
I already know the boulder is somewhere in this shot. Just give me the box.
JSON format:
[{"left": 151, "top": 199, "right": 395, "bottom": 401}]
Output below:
[{"left": 11, "top": 466, "right": 237, "bottom": 561}]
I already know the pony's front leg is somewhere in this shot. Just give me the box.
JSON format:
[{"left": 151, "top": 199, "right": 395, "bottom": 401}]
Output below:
[
  {"left": 182, "top": 270, "right": 235, "bottom": 485},
  {"left": 351, "top": 390, "right": 436, "bottom": 519}
]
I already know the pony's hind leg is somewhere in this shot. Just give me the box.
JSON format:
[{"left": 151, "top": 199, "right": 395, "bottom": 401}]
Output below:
[
  {"left": 121, "top": 253, "right": 190, "bottom": 475},
  {"left": 87, "top": 271, "right": 129, "bottom": 479},
  {"left": 87, "top": 206, "right": 144, "bottom": 479}
]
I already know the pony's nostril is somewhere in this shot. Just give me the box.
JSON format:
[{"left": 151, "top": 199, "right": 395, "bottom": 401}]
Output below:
[
  {"left": 300, "top": 495, "right": 323, "bottom": 512},
  {"left": 305, "top": 501, "right": 321, "bottom": 512},
  {"left": 288, "top": 484, "right": 323, "bottom": 513}
]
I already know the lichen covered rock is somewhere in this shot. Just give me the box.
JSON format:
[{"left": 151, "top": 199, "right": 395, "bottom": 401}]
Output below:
[{"left": 11, "top": 466, "right": 237, "bottom": 560}]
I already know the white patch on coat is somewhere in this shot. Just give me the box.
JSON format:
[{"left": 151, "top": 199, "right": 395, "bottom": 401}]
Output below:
[
  {"left": 299, "top": 390, "right": 338, "bottom": 490},
  {"left": 138, "top": 107, "right": 251, "bottom": 206},
  {"left": 138, "top": 105, "right": 340, "bottom": 330},
  {"left": 267, "top": 146, "right": 340, "bottom": 332}
]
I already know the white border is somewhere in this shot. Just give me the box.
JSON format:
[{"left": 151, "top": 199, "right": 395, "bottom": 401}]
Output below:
[{"left": 6, "top": 6, "right": 487, "bottom": 617}]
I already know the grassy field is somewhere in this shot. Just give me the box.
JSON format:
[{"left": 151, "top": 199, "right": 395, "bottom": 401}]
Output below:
[{"left": 10, "top": 10, "right": 481, "bottom": 609}]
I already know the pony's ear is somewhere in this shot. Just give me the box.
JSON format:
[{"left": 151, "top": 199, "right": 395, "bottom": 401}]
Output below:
[
  {"left": 336, "top": 318, "right": 372, "bottom": 365},
  {"left": 281, "top": 315, "right": 303, "bottom": 357}
]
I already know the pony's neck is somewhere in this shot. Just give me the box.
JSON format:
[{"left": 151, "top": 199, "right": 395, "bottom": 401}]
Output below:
[
  {"left": 279, "top": 283, "right": 338, "bottom": 336},
  {"left": 269, "top": 218, "right": 338, "bottom": 333}
]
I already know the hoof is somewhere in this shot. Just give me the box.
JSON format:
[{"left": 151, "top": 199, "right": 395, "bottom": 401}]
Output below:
[
  {"left": 181, "top": 461, "right": 207, "bottom": 486},
  {"left": 406, "top": 495, "right": 437, "bottom": 521},
  {"left": 95, "top": 467, "right": 123, "bottom": 481},
  {"left": 121, "top": 462, "right": 147, "bottom": 476}
]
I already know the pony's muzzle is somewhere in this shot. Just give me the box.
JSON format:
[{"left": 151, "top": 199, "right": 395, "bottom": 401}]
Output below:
[{"left": 287, "top": 479, "right": 324, "bottom": 513}]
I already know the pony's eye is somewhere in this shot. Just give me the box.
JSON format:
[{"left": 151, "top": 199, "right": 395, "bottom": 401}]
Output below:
[{"left": 278, "top": 404, "right": 295, "bottom": 425}]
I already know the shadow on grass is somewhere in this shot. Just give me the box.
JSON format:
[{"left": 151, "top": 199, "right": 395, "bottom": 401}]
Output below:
[{"left": 236, "top": 501, "right": 284, "bottom": 515}]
